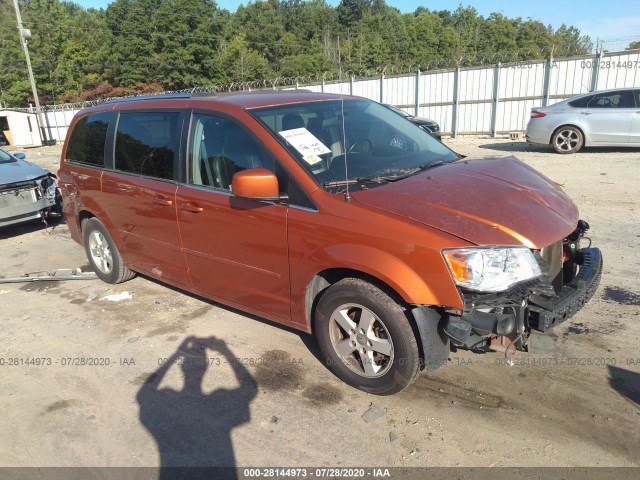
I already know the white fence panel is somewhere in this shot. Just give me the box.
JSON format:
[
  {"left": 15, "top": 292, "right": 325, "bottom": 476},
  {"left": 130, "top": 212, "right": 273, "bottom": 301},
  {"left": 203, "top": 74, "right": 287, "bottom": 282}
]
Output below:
[
  {"left": 384, "top": 74, "right": 416, "bottom": 107},
  {"left": 421, "top": 71, "right": 455, "bottom": 104},
  {"left": 498, "top": 63, "right": 545, "bottom": 99},
  {"left": 550, "top": 57, "right": 593, "bottom": 97},
  {"left": 459, "top": 103, "right": 492, "bottom": 133},
  {"left": 459, "top": 68, "right": 493, "bottom": 102},
  {"left": 597, "top": 52, "right": 640, "bottom": 89},
  {"left": 352, "top": 78, "right": 380, "bottom": 101},
  {"left": 322, "top": 81, "right": 350, "bottom": 95}
]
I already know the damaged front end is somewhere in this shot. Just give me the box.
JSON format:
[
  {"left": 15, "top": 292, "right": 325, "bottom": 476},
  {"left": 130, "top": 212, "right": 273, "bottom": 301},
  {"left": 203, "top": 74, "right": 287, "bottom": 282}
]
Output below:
[
  {"left": 441, "top": 221, "right": 602, "bottom": 353},
  {"left": 0, "top": 174, "right": 63, "bottom": 228}
]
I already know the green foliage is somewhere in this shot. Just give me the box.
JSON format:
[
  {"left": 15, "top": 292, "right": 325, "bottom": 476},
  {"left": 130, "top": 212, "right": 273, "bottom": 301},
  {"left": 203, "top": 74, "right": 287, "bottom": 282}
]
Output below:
[
  {"left": 627, "top": 41, "right": 640, "bottom": 50},
  {"left": 0, "top": 0, "right": 595, "bottom": 107}
]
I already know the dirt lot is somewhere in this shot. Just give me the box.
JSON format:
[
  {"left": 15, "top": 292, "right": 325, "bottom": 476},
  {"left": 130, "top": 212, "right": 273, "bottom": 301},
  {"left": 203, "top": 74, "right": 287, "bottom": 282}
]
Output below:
[{"left": 1, "top": 138, "right": 639, "bottom": 472}]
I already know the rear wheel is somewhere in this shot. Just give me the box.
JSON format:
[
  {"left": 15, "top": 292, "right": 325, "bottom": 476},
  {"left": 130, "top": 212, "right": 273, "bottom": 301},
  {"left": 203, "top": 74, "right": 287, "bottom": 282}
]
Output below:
[
  {"left": 315, "top": 278, "right": 421, "bottom": 395},
  {"left": 83, "top": 218, "right": 135, "bottom": 284},
  {"left": 552, "top": 126, "right": 584, "bottom": 154}
]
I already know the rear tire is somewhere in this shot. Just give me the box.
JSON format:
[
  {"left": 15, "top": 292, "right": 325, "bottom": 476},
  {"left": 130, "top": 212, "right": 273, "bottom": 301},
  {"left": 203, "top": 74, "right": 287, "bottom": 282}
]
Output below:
[
  {"left": 552, "top": 126, "right": 584, "bottom": 154},
  {"left": 315, "top": 278, "right": 421, "bottom": 395},
  {"left": 83, "top": 218, "right": 135, "bottom": 284}
]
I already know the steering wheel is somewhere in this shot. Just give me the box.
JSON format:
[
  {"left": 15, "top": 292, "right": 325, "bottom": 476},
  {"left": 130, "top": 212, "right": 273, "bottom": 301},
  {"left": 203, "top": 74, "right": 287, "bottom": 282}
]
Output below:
[
  {"left": 347, "top": 138, "right": 373, "bottom": 154},
  {"left": 387, "top": 136, "right": 406, "bottom": 150}
]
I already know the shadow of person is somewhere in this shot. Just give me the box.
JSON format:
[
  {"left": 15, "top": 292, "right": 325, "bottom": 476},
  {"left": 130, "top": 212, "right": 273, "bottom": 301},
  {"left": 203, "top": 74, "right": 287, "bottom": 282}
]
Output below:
[
  {"left": 608, "top": 364, "right": 640, "bottom": 407},
  {"left": 137, "top": 336, "right": 257, "bottom": 480}
]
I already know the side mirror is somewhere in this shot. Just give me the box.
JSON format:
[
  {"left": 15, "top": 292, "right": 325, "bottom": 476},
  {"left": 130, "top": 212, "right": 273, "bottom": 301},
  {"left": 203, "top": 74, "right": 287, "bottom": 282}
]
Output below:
[
  {"left": 13, "top": 152, "right": 26, "bottom": 160},
  {"left": 232, "top": 168, "right": 280, "bottom": 201}
]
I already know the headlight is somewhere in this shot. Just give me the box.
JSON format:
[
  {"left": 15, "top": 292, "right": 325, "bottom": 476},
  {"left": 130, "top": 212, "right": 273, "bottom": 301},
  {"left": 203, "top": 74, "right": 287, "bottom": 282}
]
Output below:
[
  {"left": 443, "top": 247, "right": 541, "bottom": 292},
  {"left": 40, "top": 176, "right": 54, "bottom": 189}
]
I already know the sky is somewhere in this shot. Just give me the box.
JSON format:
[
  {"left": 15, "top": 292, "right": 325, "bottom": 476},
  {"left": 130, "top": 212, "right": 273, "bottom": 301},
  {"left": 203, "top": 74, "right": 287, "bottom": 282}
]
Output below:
[{"left": 77, "top": 0, "right": 640, "bottom": 51}]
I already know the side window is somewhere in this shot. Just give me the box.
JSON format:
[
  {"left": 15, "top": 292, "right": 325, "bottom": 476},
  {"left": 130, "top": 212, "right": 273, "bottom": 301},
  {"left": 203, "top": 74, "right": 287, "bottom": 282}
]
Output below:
[
  {"left": 587, "top": 91, "right": 633, "bottom": 109},
  {"left": 115, "top": 111, "right": 180, "bottom": 180},
  {"left": 635, "top": 90, "right": 640, "bottom": 108},
  {"left": 189, "top": 114, "right": 274, "bottom": 191},
  {"left": 568, "top": 95, "right": 593, "bottom": 108},
  {"left": 66, "top": 112, "right": 113, "bottom": 166}
]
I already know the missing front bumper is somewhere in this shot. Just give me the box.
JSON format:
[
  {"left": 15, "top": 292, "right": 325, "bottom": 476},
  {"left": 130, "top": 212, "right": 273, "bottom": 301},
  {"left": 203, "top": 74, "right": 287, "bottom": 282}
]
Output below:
[
  {"left": 528, "top": 247, "right": 602, "bottom": 332},
  {"left": 442, "top": 247, "right": 603, "bottom": 350}
]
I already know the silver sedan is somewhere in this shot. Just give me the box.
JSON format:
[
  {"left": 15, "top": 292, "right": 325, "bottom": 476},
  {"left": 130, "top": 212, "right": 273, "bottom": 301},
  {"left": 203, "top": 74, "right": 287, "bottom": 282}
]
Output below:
[{"left": 525, "top": 88, "right": 640, "bottom": 154}]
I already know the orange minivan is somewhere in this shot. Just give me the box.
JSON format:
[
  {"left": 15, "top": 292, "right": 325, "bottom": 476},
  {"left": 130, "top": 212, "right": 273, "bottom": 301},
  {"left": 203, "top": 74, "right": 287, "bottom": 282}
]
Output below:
[{"left": 58, "top": 92, "right": 602, "bottom": 394}]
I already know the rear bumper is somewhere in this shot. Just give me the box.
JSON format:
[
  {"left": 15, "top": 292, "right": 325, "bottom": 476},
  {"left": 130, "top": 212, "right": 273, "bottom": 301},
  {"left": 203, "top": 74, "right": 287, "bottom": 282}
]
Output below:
[{"left": 525, "top": 122, "right": 551, "bottom": 145}]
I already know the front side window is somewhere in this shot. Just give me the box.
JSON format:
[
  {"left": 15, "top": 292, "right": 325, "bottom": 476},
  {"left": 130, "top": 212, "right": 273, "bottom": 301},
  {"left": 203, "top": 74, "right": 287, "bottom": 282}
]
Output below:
[
  {"left": 586, "top": 91, "right": 634, "bottom": 109},
  {"left": 66, "top": 112, "right": 113, "bottom": 166},
  {"left": 250, "top": 99, "right": 458, "bottom": 191},
  {"left": 115, "top": 111, "right": 180, "bottom": 180},
  {"left": 189, "top": 114, "right": 274, "bottom": 191}
]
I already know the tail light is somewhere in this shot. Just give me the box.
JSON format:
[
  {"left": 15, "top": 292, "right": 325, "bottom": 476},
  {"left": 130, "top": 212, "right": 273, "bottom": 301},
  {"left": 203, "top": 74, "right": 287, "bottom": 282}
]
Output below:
[{"left": 530, "top": 111, "right": 546, "bottom": 118}]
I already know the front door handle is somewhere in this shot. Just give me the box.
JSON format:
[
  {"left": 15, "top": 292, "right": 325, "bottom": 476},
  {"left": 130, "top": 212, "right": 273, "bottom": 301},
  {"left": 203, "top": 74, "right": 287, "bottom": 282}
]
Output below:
[
  {"left": 152, "top": 196, "right": 173, "bottom": 207},
  {"left": 180, "top": 202, "right": 204, "bottom": 213},
  {"left": 581, "top": 112, "right": 592, "bottom": 115}
]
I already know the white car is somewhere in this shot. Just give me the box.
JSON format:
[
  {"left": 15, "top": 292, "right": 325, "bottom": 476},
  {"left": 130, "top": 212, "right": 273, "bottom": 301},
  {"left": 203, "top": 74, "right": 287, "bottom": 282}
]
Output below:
[{"left": 525, "top": 88, "right": 640, "bottom": 154}]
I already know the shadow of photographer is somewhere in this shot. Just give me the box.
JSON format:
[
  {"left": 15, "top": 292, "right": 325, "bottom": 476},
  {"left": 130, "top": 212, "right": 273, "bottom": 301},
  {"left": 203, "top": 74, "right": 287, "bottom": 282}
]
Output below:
[{"left": 137, "top": 336, "right": 257, "bottom": 479}]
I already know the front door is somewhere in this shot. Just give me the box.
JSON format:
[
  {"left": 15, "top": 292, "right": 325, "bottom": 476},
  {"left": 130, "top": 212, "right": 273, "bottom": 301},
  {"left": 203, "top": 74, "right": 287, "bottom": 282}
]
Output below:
[
  {"left": 578, "top": 90, "right": 634, "bottom": 143},
  {"left": 176, "top": 113, "right": 290, "bottom": 321}
]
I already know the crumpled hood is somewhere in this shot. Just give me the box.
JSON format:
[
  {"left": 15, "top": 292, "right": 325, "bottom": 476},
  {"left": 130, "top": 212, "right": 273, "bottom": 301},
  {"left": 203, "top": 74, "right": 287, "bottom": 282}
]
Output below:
[
  {"left": 352, "top": 156, "right": 579, "bottom": 249},
  {"left": 0, "top": 158, "right": 49, "bottom": 185}
]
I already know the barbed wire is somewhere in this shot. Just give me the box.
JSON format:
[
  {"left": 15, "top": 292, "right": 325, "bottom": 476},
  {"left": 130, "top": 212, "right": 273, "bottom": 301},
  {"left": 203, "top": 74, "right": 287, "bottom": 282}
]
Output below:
[
  {"left": 0, "top": 42, "right": 604, "bottom": 74},
  {"left": 4, "top": 47, "right": 638, "bottom": 112}
]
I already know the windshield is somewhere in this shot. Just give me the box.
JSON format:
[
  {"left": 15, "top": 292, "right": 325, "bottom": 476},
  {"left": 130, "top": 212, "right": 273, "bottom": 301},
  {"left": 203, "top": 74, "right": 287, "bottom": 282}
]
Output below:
[{"left": 250, "top": 98, "right": 458, "bottom": 191}]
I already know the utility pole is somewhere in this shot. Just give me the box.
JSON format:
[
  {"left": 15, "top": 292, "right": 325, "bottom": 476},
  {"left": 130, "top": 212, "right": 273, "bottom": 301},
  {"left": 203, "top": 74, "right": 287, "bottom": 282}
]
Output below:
[
  {"left": 337, "top": 35, "right": 342, "bottom": 81},
  {"left": 12, "top": 0, "right": 47, "bottom": 145}
]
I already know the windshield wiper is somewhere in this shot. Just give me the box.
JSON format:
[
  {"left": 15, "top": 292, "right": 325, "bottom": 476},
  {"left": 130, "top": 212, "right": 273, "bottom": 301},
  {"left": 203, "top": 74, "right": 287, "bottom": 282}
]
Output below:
[
  {"left": 323, "top": 161, "right": 448, "bottom": 188},
  {"left": 385, "top": 160, "right": 447, "bottom": 181},
  {"left": 323, "top": 176, "right": 391, "bottom": 188}
]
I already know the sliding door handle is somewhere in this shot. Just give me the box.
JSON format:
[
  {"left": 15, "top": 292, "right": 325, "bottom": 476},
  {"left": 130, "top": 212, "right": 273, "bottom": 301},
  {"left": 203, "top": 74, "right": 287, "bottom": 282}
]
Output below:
[{"left": 180, "top": 202, "right": 204, "bottom": 213}]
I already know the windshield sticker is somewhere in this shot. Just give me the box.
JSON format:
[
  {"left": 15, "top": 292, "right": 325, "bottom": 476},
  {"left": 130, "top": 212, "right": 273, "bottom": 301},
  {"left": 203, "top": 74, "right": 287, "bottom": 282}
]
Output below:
[
  {"left": 279, "top": 128, "right": 331, "bottom": 158},
  {"left": 302, "top": 154, "right": 323, "bottom": 165}
]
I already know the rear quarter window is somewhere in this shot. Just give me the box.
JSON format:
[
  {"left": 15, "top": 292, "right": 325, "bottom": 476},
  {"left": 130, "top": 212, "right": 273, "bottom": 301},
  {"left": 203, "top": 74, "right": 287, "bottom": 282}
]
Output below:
[
  {"left": 568, "top": 95, "right": 593, "bottom": 108},
  {"left": 66, "top": 112, "right": 113, "bottom": 166}
]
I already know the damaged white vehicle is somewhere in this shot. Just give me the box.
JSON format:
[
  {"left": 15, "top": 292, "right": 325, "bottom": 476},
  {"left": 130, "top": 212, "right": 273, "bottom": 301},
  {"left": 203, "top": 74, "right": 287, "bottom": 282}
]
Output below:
[{"left": 0, "top": 148, "right": 62, "bottom": 228}]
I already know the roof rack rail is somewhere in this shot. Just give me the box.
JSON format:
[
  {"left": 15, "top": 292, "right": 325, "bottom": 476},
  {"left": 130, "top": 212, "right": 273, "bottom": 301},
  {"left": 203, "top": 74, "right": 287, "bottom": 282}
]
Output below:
[{"left": 104, "top": 93, "right": 192, "bottom": 104}]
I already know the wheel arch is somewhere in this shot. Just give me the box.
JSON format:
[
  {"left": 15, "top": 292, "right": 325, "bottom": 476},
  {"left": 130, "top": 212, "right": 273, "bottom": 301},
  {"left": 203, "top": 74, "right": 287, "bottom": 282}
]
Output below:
[
  {"left": 76, "top": 207, "right": 125, "bottom": 253},
  {"left": 305, "top": 268, "right": 411, "bottom": 332}
]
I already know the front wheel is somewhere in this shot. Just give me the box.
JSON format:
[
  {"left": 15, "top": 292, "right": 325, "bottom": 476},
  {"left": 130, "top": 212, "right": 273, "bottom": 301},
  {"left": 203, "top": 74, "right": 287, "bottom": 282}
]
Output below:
[
  {"left": 315, "top": 278, "right": 421, "bottom": 395},
  {"left": 552, "top": 126, "right": 584, "bottom": 154}
]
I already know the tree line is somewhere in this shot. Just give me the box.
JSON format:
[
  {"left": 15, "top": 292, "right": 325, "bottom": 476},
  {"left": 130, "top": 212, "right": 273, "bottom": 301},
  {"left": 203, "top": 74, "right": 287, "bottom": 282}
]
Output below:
[{"left": 0, "top": 0, "right": 595, "bottom": 107}]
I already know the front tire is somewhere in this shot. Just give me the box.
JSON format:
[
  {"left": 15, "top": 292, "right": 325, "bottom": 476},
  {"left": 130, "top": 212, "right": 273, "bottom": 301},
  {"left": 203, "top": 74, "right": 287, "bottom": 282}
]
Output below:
[
  {"left": 315, "top": 278, "right": 421, "bottom": 395},
  {"left": 552, "top": 126, "right": 584, "bottom": 154},
  {"left": 83, "top": 218, "right": 135, "bottom": 284}
]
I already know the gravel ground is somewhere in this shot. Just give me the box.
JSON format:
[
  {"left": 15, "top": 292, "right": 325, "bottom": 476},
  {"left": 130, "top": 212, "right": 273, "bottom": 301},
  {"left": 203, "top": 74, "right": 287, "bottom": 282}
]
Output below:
[{"left": 0, "top": 138, "right": 639, "bottom": 472}]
